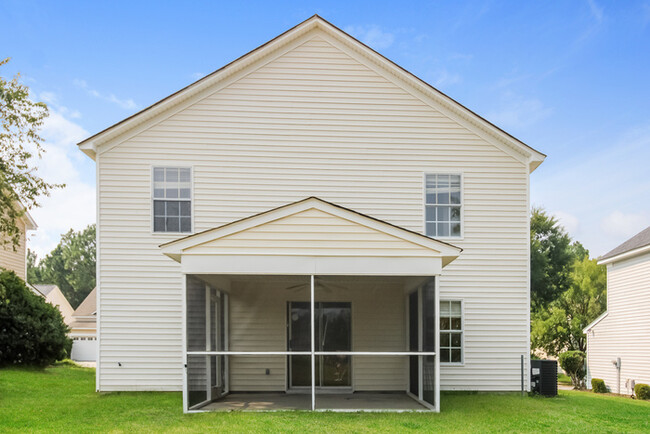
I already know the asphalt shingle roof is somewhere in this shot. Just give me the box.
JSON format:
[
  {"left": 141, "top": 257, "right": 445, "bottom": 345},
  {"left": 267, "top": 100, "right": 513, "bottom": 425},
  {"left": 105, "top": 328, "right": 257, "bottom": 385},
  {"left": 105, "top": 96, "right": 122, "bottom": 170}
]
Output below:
[
  {"left": 600, "top": 225, "right": 650, "bottom": 261},
  {"left": 32, "top": 284, "right": 59, "bottom": 296}
]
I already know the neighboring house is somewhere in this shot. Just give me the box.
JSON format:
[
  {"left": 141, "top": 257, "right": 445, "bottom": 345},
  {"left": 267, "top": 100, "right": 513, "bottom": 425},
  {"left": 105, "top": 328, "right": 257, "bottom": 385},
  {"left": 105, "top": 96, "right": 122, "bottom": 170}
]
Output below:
[
  {"left": 77, "top": 16, "right": 545, "bottom": 412},
  {"left": 0, "top": 206, "right": 37, "bottom": 280},
  {"left": 31, "top": 284, "right": 75, "bottom": 326},
  {"left": 69, "top": 288, "right": 97, "bottom": 362},
  {"left": 584, "top": 226, "right": 650, "bottom": 394}
]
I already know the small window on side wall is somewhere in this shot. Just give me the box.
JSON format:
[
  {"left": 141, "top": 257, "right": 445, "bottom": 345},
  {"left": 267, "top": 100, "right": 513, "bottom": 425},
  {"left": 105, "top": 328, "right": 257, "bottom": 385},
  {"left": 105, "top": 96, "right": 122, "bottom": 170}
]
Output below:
[
  {"left": 439, "top": 300, "right": 463, "bottom": 364},
  {"left": 425, "top": 174, "right": 461, "bottom": 238},
  {"left": 153, "top": 167, "right": 192, "bottom": 233}
]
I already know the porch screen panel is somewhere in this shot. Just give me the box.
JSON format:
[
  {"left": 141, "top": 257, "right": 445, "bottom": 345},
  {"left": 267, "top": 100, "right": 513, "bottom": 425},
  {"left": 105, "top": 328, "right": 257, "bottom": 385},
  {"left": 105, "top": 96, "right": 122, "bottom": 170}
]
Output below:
[
  {"left": 408, "top": 291, "right": 419, "bottom": 396},
  {"left": 187, "top": 276, "right": 206, "bottom": 352},
  {"left": 187, "top": 355, "right": 208, "bottom": 408},
  {"left": 422, "top": 281, "right": 436, "bottom": 406}
]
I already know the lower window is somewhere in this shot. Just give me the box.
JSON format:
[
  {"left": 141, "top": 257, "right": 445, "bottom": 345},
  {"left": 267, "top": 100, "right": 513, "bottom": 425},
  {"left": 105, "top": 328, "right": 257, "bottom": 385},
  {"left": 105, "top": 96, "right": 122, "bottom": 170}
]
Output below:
[{"left": 440, "top": 300, "right": 463, "bottom": 364}]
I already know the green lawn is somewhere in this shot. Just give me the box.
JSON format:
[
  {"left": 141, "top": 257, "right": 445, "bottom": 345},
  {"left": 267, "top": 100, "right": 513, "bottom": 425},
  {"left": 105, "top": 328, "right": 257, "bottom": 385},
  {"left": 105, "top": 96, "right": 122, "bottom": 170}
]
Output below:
[
  {"left": 1, "top": 364, "right": 649, "bottom": 433},
  {"left": 558, "top": 373, "right": 573, "bottom": 385}
]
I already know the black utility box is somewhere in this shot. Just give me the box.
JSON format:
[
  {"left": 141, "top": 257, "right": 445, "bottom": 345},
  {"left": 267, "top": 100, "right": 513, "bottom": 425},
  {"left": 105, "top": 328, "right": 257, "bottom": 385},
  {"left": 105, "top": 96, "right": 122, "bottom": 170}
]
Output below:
[{"left": 531, "top": 359, "right": 558, "bottom": 396}]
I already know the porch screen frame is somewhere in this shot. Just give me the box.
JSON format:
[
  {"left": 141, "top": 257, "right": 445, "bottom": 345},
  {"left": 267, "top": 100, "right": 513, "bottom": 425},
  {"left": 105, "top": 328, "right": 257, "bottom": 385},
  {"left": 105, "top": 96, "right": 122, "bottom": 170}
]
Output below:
[{"left": 183, "top": 273, "right": 440, "bottom": 413}]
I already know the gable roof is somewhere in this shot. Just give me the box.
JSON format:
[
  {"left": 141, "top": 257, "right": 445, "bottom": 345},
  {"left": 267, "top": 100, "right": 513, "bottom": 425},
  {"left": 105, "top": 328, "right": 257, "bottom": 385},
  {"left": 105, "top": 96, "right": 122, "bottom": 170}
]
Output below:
[
  {"left": 73, "top": 287, "right": 97, "bottom": 317},
  {"left": 599, "top": 225, "right": 650, "bottom": 264},
  {"left": 77, "top": 15, "right": 545, "bottom": 172},
  {"left": 161, "top": 197, "right": 462, "bottom": 266},
  {"left": 32, "top": 284, "right": 59, "bottom": 297}
]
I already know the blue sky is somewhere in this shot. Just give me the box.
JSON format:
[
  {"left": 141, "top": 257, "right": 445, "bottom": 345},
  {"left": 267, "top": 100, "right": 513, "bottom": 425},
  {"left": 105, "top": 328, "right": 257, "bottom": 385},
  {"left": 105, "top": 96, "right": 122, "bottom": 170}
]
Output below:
[{"left": 2, "top": 0, "right": 650, "bottom": 258}]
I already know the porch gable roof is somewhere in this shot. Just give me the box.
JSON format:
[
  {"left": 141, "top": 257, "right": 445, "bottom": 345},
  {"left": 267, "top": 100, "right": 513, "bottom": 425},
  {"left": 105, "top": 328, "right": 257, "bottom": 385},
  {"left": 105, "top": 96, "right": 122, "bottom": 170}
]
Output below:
[{"left": 161, "top": 197, "right": 461, "bottom": 267}]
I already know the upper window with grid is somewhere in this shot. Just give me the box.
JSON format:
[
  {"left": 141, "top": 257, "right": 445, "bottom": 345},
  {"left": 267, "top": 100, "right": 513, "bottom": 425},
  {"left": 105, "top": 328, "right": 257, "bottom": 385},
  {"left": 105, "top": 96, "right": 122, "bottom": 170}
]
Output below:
[
  {"left": 153, "top": 167, "right": 191, "bottom": 233},
  {"left": 425, "top": 174, "right": 461, "bottom": 238}
]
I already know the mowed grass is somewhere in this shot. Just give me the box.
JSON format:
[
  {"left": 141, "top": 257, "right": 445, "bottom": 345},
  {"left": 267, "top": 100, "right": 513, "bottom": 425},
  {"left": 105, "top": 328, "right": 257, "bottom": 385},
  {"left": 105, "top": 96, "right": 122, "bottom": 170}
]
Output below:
[{"left": 1, "top": 365, "right": 649, "bottom": 433}]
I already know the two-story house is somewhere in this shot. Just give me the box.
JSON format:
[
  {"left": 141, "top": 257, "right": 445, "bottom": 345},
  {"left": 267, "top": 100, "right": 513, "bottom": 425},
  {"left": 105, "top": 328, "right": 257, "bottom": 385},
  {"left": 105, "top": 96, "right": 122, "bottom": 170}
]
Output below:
[
  {"left": 585, "top": 226, "right": 650, "bottom": 395},
  {"left": 77, "top": 16, "right": 545, "bottom": 412},
  {"left": 0, "top": 204, "right": 37, "bottom": 281}
]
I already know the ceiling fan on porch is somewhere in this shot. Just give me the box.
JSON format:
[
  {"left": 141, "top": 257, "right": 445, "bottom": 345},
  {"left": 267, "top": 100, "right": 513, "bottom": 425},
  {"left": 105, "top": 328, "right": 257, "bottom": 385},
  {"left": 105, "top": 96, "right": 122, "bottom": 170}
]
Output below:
[{"left": 283, "top": 277, "right": 348, "bottom": 293}]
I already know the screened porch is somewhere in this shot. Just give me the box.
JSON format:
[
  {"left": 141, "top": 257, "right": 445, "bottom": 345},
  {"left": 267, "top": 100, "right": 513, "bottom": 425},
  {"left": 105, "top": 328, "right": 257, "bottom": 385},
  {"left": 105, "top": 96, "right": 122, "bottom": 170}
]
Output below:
[{"left": 183, "top": 274, "right": 440, "bottom": 412}]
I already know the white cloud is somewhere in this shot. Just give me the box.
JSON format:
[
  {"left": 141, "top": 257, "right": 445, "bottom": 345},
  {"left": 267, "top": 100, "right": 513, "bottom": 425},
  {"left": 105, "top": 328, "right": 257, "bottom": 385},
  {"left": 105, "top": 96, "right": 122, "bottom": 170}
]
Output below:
[
  {"left": 433, "top": 69, "right": 462, "bottom": 88},
  {"left": 587, "top": 0, "right": 604, "bottom": 23},
  {"left": 487, "top": 91, "right": 553, "bottom": 129},
  {"left": 344, "top": 25, "right": 395, "bottom": 50},
  {"left": 532, "top": 123, "right": 650, "bottom": 257},
  {"left": 73, "top": 78, "right": 138, "bottom": 110},
  {"left": 600, "top": 211, "right": 649, "bottom": 241},
  {"left": 25, "top": 102, "right": 95, "bottom": 259},
  {"left": 553, "top": 211, "right": 580, "bottom": 236},
  {"left": 191, "top": 72, "right": 205, "bottom": 80}
]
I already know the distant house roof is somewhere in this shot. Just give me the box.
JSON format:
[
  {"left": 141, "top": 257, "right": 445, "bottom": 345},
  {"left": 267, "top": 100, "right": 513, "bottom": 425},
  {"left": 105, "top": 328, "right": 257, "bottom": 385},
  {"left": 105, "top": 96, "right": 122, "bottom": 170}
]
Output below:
[
  {"left": 29, "top": 284, "right": 45, "bottom": 297},
  {"left": 599, "top": 226, "right": 650, "bottom": 264},
  {"left": 69, "top": 288, "right": 96, "bottom": 334},
  {"left": 73, "top": 288, "right": 97, "bottom": 317},
  {"left": 32, "top": 284, "right": 59, "bottom": 297}
]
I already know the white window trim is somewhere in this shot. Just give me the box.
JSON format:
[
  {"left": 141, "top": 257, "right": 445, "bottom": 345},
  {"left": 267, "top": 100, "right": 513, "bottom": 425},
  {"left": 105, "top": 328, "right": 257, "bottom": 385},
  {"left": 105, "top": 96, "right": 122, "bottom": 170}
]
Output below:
[
  {"left": 422, "top": 172, "right": 464, "bottom": 241},
  {"left": 439, "top": 298, "right": 465, "bottom": 366},
  {"left": 150, "top": 165, "right": 194, "bottom": 235}
]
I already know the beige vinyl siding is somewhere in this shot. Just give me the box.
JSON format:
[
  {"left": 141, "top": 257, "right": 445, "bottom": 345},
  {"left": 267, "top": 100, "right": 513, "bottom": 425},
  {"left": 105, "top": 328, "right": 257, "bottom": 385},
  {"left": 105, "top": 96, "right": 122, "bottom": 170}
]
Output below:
[
  {"left": 228, "top": 279, "right": 406, "bottom": 391},
  {"left": 586, "top": 252, "right": 650, "bottom": 392},
  {"left": 186, "top": 208, "right": 439, "bottom": 257},
  {"left": 97, "top": 32, "right": 530, "bottom": 391},
  {"left": 0, "top": 218, "right": 27, "bottom": 280}
]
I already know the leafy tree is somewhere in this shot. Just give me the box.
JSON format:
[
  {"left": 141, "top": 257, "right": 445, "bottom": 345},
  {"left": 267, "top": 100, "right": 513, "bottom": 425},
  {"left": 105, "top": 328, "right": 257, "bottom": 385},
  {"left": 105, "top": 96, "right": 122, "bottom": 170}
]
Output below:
[
  {"left": 530, "top": 207, "right": 574, "bottom": 311},
  {"left": 569, "top": 241, "right": 589, "bottom": 262},
  {"left": 28, "top": 224, "right": 96, "bottom": 308},
  {"left": 558, "top": 350, "right": 586, "bottom": 389},
  {"left": 0, "top": 269, "right": 71, "bottom": 366},
  {"left": 531, "top": 256, "right": 606, "bottom": 355},
  {"left": 26, "top": 248, "right": 41, "bottom": 282},
  {"left": 1, "top": 57, "right": 62, "bottom": 249}
]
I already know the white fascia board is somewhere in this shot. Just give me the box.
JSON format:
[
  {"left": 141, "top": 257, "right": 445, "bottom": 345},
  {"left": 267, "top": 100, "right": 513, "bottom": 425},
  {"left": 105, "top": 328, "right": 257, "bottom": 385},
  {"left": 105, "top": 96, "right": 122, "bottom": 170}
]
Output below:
[
  {"left": 598, "top": 244, "right": 650, "bottom": 265},
  {"left": 160, "top": 198, "right": 461, "bottom": 260},
  {"left": 181, "top": 255, "right": 442, "bottom": 276},
  {"left": 583, "top": 311, "right": 608, "bottom": 333}
]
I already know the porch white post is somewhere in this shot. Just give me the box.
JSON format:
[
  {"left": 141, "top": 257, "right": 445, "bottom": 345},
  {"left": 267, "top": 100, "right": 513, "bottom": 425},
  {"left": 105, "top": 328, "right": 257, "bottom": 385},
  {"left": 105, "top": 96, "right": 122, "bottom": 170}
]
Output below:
[
  {"left": 310, "top": 274, "right": 316, "bottom": 410},
  {"left": 224, "top": 293, "right": 230, "bottom": 394},
  {"left": 181, "top": 274, "right": 188, "bottom": 413},
  {"left": 205, "top": 285, "right": 212, "bottom": 401},
  {"left": 434, "top": 276, "right": 441, "bottom": 412},
  {"left": 418, "top": 286, "right": 423, "bottom": 402}
]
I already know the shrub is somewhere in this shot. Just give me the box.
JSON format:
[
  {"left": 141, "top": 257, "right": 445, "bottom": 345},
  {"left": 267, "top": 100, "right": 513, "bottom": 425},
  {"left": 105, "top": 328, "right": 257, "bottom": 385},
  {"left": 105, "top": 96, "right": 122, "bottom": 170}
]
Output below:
[
  {"left": 0, "top": 270, "right": 71, "bottom": 366},
  {"left": 635, "top": 383, "right": 650, "bottom": 400},
  {"left": 558, "top": 351, "right": 586, "bottom": 388},
  {"left": 591, "top": 378, "right": 607, "bottom": 393}
]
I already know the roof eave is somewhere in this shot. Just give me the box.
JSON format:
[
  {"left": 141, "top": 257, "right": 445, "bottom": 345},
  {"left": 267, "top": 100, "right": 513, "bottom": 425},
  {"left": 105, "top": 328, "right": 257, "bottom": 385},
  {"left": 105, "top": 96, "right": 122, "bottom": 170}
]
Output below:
[
  {"left": 529, "top": 154, "right": 546, "bottom": 173},
  {"left": 79, "top": 141, "right": 97, "bottom": 160},
  {"left": 583, "top": 311, "right": 608, "bottom": 333},
  {"left": 598, "top": 243, "right": 650, "bottom": 265}
]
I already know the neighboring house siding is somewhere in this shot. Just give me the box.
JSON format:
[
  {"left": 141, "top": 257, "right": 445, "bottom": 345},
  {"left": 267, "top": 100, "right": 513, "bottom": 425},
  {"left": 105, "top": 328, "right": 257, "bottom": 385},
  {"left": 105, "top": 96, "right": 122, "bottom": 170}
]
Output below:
[
  {"left": 97, "top": 34, "right": 530, "bottom": 391},
  {"left": 0, "top": 218, "right": 27, "bottom": 280},
  {"left": 48, "top": 288, "right": 75, "bottom": 325},
  {"left": 587, "top": 252, "right": 650, "bottom": 393}
]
